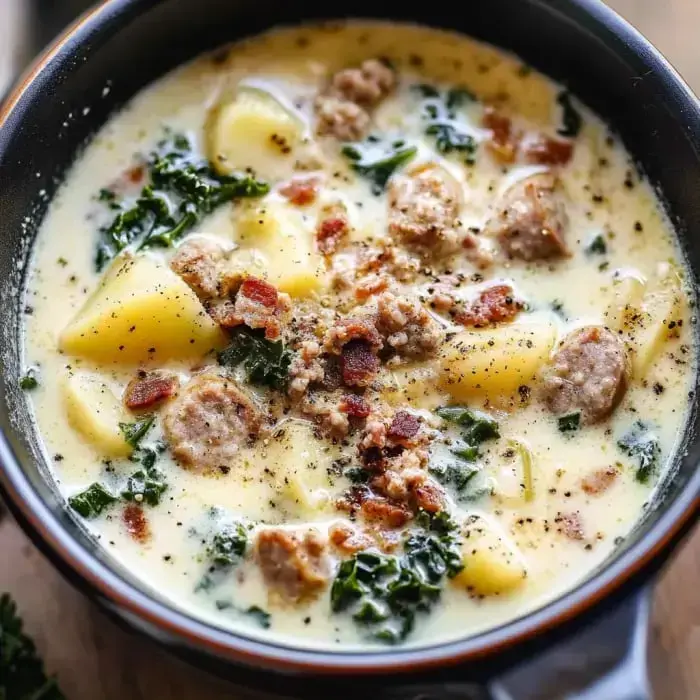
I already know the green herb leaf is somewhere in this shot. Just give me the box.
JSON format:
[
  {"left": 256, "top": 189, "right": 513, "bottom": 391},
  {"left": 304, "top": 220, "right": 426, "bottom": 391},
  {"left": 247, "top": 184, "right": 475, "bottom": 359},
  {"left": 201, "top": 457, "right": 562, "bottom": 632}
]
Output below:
[
  {"left": 557, "top": 91, "right": 582, "bottom": 138},
  {"left": 557, "top": 412, "right": 581, "bottom": 433},
  {"left": 218, "top": 327, "right": 292, "bottom": 390},
  {"left": 122, "top": 451, "right": 167, "bottom": 507},
  {"left": 410, "top": 83, "right": 440, "bottom": 98},
  {"left": 0, "top": 594, "right": 65, "bottom": 700},
  {"left": 68, "top": 483, "right": 117, "bottom": 519},
  {"left": 445, "top": 87, "right": 476, "bottom": 111},
  {"left": 344, "top": 466, "right": 370, "bottom": 484},
  {"left": 208, "top": 523, "right": 248, "bottom": 567},
  {"left": 19, "top": 370, "right": 39, "bottom": 391},
  {"left": 425, "top": 123, "right": 476, "bottom": 156},
  {"left": 586, "top": 234, "right": 607, "bottom": 255},
  {"left": 436, "top": 406, "right": 500, "bottom": 444},
  {"left": 618, "top": 421, "right": 660, "bottom": 483},
  {"left": 342, "top": 140, "right": 417, "bottom": 193},
  {"left": 244, "top": 606, "right": 271, "bottom": 629},
  {"left": 119, "top": 415, "right": 155, "bottom": 449}
]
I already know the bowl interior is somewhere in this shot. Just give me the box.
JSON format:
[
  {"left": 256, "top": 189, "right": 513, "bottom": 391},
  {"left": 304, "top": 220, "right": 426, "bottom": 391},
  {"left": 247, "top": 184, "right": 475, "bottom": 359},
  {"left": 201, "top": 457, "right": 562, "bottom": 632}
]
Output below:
[{"left": 0, "top": 0, "right": 699, "bottom": 682}]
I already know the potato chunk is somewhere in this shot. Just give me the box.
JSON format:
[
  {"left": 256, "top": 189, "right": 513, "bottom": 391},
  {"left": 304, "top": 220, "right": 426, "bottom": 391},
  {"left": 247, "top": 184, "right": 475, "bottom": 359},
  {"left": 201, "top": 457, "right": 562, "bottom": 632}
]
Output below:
[
  {"left": 439, "top": 322, "right": 556, "bottom": 400},
  {"left": 206, "top": 86, "right": 305, "bottom": 182},
  {"left": 604, "top": 273, "right": 646, "bottom": 332},
  {"left": 59, "top": 254, "right": 225, "bottom": 364},
  {"left": 63, "top": 371, "right": 132, "bottom": 457},
  {"left": 232, "top": 203, "right": 328, "bottom": 297},
  {"left": 453, "top": 517, "right": 527, "bottom": 596}
]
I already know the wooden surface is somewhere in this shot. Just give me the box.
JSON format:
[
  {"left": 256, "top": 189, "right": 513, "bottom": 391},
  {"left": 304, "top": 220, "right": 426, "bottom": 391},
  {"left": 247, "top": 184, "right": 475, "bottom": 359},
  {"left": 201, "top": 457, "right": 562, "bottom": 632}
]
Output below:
[{"left": 1, "top": 1, "right": 699, "bottom": 697}]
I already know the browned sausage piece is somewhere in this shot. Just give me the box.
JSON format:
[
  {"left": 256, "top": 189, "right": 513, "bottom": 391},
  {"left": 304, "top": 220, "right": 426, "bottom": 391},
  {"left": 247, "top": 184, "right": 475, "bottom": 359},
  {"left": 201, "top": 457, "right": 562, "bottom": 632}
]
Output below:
[
  {"left": 485, "top": 172, "right": 569, "bottom": 261},
  {"left": 170, "top": 237, "right": 227, "bottom": 299},
  {"left": 124, "top": 371, "right": 179, "bottom": 411},
  {"left": 541, "top": 326, "right": 628, "bottom": 425},
  {"left": 581, "top": 466, "right": 619, "bottom": 495},
  {"left": 329, "top": 522, "right": 374, "bottom": 555},
  {"left": 255, "top": 528, "right": 329, "bottom": 603},
  {"left": 162, "top": 371, "right": 262, "bottom": 472},
  {"left": 454, "top": 284, "right": 523, "bottom": 328}
]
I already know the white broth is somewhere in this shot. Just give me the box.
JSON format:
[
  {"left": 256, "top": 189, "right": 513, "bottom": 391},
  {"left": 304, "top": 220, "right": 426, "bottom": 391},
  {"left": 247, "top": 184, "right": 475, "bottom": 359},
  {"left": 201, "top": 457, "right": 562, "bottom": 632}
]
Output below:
[{"left": 22, "top": 22, "right": 694, "bottom": 650}]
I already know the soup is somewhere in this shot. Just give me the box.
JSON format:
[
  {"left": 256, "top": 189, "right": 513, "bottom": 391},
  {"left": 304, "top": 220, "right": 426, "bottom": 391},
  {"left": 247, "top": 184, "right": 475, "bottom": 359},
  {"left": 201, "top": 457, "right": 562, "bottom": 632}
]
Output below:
[{"left": 22, "top": 22, "right": 694, "bottom": 649}]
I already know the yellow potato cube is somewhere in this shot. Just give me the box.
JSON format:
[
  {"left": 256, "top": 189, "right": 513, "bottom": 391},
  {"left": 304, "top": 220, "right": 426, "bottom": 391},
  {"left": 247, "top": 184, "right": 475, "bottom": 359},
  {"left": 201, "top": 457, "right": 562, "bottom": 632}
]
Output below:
[
  {"left": 604, "top": 273, "right": 646, "bottom": 332},
  {"left": 59, "top": 254, "right": 225, "bottom": 365},
  {"left": 439, "top": 322, "right": 556, "bottom": 400},
  {"left": 62, "top": 371, "right": 132, "bottom": 457},
  {"left": 232, "top": 204, "right": 327, "bottom": 297},
  {"left": 206, "top": 86, "right": 305, "bottom": 182},
  {"left": 453, "top": 517, "right": 527, "bottom": 596},
  {"left": 383, "top": 363, "right": 443, "bottom": 408}
]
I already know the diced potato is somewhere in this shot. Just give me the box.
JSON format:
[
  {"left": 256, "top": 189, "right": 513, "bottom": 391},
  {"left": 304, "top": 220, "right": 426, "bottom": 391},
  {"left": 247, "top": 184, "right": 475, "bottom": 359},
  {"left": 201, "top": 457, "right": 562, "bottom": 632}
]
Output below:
[
  {"left": 206, "top": 86, "right": 305, "bottom": 182},
  {"left": 604, "top": 273, "right": 646, "bottom": 332},
  {"left": 264, "top": 421, "right": 339, "bottom": 517},
  {"left": 63, "top": 371, "right": 132, "bottom": 457},
  {"left": 453, "top": 517, "right": 527, "bottom": 596},
  {"left": 59, "top": 254, "right": 225, "bottom": 365},
  {"left": 382, "top": 363, "right": 443, "bottom": 408},
  {"left": 629, "top": 274, "right": 684, "bottom": 376},
  {"left": 232, "top": 203, "right": 328, "bottom": 297},
  {"left": 439, "top": 322, "right": 556, "bottom": 400}
]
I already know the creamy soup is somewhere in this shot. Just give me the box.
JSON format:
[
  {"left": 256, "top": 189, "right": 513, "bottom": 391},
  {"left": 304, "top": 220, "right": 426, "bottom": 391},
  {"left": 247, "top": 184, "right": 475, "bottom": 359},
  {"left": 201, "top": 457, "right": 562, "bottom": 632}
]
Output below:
[{"left": 22, "top": 22, "right": 694, "bottom": 649}]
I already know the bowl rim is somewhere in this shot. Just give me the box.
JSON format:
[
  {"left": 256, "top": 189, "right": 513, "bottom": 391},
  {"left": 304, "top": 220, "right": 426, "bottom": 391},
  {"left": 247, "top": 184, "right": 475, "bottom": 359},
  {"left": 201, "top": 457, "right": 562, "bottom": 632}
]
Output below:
[{"left": 1, "top": 0, "right": 699, "bottom": 676}]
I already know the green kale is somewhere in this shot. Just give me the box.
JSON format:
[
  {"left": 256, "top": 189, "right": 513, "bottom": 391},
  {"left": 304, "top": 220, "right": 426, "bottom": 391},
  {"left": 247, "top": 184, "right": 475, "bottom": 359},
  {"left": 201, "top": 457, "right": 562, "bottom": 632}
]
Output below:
[
  {"left": 618, "top": 421, "right": 660, "bottom": 483},
  {"left": 558, "top": 412, "right": 581, "bottom": 433},
  {"left": 95, "top": 132, "right": 269, "bottom": 269},
  {"left": 342, "top": 140, "right": 417, "bottom": 194},
  {"left": 551, "top": 299, "right": 567, "bottom": 319},
  {"left": 122, "top": 450, "right": 167, "bottom": 507},
  {"left": 557, "top": 91, "right": 583, "bottom": 138},
  {"left": 208, "top": 523, "right": 248, "bottom": 567},
  {"left": 218, "top": 326, "right": 292, "bottom": 390},
  {"left": 344, "top": 466, "right": 370, "bottom": 484},
  {"left": 68, "top": 483, "right": 117, "bottom": 519},
  {"left": 119, "top": 415, "right": 155, "bottom": 449},
  {"left": 430, "top": 460, "right": 490, "bottom": 502},
  {"left": 445, "top": 87, "right": 476, "bottom": 111},
  {"left": 436, "top": 406, "right": 500, "bottom": 445},
  {"left": 330, "top": 511, "right": 462, "bottom": 643},
  {"left": 244, "top": 606, "right": 271, "bottom": 629},
  {"left": 0, "top": 594, "right": 65, "bottom": 700},
  {"left": 586, "top": 234, "right": 607, "bottom": 255},
  {"left": 410, "top": 83, "right": 440, "bottom": 99},
  {"left": 424, "top": 123, "right": 476, "bottom": 156},
  {"left": 19, "top": 370, "right": 39, "bottom": 391}
]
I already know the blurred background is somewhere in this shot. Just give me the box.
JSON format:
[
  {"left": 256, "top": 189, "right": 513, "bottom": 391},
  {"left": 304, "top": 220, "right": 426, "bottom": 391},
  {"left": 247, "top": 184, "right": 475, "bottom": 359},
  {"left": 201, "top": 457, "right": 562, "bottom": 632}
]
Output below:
[{"left": 0, "top": 0, "right": 698, "bottom": 698}]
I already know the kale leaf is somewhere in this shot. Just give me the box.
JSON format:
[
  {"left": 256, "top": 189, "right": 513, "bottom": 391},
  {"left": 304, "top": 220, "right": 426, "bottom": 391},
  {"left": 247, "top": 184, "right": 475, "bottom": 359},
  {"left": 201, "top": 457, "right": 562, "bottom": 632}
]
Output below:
[
  {"left": 330, "top": 511, "right": 462, "bottom": 643},
  {"left": 557, "top": 91, "right": 583, "bottom": 138},
  {"left": 208, "top": 523, "right": 248, "bottom": 567},
  {"left": 425, "top": 123, "right": 476, "bottom": 156},
  {"left": 19, "top": 370, "right": 39, "bottom": 391},
  {"left": 558, "top": 412, "right": 581, "bottom": 433},
  {"left": 244, "top": 606, "right": 272, "bottom": 629},
  {"left": 0, "top": 594, "right": 65, "bottom": 700},
  {"left": 68, "top": 483, "right": 117, "bottom": 519},
  {"left": 436, "top": 406, "right": 500, "bottom": 445},
  {"left": 618, "top": 421, "right": 660, "bottom": 483},
  {"left": 119, "top": 415, "right": 155, "bottom": 449},
  {"left": 342, "top": 139, "right": 417, "bottom": 194},
  {"left": 122, "top": 449, "right": 167, "bottom": 507},
  {"left": 95, "top": 132, "right": 269, "bottom": 270},
  {"left": 429, "top": 460, "right": 490, "bottom": 502},
  {"left": 218, "top": 326, "right": 292, "bottom": 390},
  {"left": 586, "top": 234, "right": 607, "bottom": 255}
]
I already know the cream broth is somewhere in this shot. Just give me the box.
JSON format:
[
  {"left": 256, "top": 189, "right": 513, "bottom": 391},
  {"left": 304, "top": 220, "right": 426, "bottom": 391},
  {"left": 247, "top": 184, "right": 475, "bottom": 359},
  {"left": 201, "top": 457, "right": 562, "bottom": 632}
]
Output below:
[{"left": 23, "top": 22, "right": 694, "bottom": 649}]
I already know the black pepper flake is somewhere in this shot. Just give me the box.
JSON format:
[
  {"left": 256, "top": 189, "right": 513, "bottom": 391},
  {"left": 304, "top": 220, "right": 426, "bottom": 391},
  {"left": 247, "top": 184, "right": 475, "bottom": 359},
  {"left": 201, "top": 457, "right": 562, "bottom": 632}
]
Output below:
[
  {"left": 653, "top": 382, "right": 665, "bottom": 395},
  {"left": 219, "top": 465, "right": 231, "bottom": 475},
  {"left": 53, "top": 453, "right": 64, "bottom": 462},
  {"left": 634, "top": 221, "right": 643, "bottom": 232}
]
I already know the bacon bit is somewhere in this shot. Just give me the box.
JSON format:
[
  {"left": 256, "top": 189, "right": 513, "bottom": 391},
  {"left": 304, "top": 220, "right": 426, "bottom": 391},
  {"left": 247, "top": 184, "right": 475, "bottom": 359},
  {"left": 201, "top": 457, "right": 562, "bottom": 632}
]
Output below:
[
  {"left": 340, "top": 393, "right": 371, "bottom": 418},
  {"left": 279, "top": 177, "right": 319, "bottom": 206},
  {"left": 126, "top": 164, "right": 145, "bottom": 184},
  {"left": 316, "top": 217, "right": 349, "bottom": 255},
  {"left": 388, "top": 411, "right": 420, "bottom": 441},
  {"left": 556, "top": 511, "right": 585, "bottom": 541},
  {"left": 239, "top": 277, "right": 278, "bottom": 308},
  {"left": 413, "top": 481, "right": 444, "bottom": 513},
  {"left": 124, "top": 372, "right": 178, "bottom": 410},
  {"left": 483, "top": 107, "right": 518, "bottom": 163},
  {"left": 122, "top": 504, "right": 150, "bottom": 543},
  {"left": 455, "top": 284, "right": 523, "bottom": 328},
  {"left": 341, "top": 339, "right": 379, "bottom": 387},
  {"left": 581, "top": 467, "right": 618, "bottom": 495},
  {"left": 329, "top": 522, "right": 373, "bottom": 554},
  {"left": 522, "top": 133, "right": 574, "bottom": 166},
  {"left": 354, "top": 274, "right": 389, "bottom": 301},
  {"left": 360, "top": 496, "right": 412, "bottom": 528}
]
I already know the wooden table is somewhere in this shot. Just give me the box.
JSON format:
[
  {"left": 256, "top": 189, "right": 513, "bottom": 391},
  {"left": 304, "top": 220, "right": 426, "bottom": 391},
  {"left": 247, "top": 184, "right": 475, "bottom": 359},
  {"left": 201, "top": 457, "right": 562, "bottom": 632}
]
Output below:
[{"left": 1, "top": 1, "right": 698, "bottom": 697}]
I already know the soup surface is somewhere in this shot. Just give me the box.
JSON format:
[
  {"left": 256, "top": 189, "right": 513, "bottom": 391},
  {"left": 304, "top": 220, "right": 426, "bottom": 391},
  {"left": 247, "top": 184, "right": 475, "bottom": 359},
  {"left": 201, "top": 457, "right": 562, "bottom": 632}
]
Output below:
[{"left": 22, "top": 22, "right": 695, "bottom": 649}]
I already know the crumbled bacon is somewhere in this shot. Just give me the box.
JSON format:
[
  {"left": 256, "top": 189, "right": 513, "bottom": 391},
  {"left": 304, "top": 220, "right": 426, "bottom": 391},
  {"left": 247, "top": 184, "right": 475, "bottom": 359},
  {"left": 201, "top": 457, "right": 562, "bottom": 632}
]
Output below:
[
  {"left": 581, "top": 467, "right": 618, "bottom": 495},
  {"left": 354, "top": 274, "right": 389, "bottom": 301},
  {"left": 387, "top": 410, "right": 420, "bottom": 442},
  {"left": 483, "top": 107, "right": 518, "bottom": 163},
  {"left": 324, "top": 317, "right": 383, "bottom": 355},
  {"left": 341, "top": 339, "right": 380, "bottom": 387},
  {"left": 279, "top": 177, "right": 319, "bottom": 206},
  {"left": 522, "top": 133, "right": 574, "bottom": 166},
  {"left": 413, "top": 481, "right": 444, "bottom": 513},
  {"left": 239, "top": 277, "right": 278, "bottom": 308},
  {"left": 360, "top": 495, "right": 412, "bottom": 528},
  {"left": 126, "top": 164, "right": 145, "bottom": 184},
  {"left": 555, "top": 511, "right": 585, "bottom": 541},
  {"left": 455, "top": 284, "right": 523, "bottom": 328},
  {"left": 124, "top": 372, "right": 178, "bottom": 410},
  {"left": 340, "top": 393, "right": 371, "bottom": 418},
  {"left": 317, "top": 217, "right": 349, "bottom": 255},
  {"left": 329, "top": 522, "right": 373, "bottom": 554},
  {"left": 122, "top": 504, "right": 150, "bottom": 543}
]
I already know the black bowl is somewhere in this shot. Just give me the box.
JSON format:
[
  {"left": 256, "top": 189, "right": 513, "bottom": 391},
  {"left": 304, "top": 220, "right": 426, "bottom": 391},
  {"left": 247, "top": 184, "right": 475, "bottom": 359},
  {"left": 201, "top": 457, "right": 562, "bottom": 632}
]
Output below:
[{"left": 0, "top": 0, "right": 699, "bottom": 696}]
